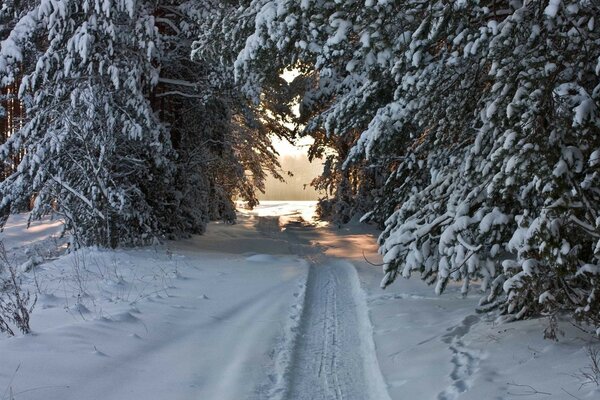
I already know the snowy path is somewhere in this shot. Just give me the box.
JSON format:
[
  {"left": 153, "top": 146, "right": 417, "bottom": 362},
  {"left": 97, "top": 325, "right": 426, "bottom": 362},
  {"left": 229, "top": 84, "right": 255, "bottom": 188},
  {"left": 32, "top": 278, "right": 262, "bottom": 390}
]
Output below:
[
  {"left": 0, "top": 249, "right": 309, "bottom": 400},
  {"left": 1, "top": 202, "right": 598, "bottom": 400},
  {"left": 63, "top": 274, "right": 304, "bottom": 400},
  {"left": 193, "top": 208, "right": 390, "bottom": 400},
  {"left": 239, "top": 207, "right": 389, "bottom": 400},
  {"left": 286, "top": 259, "right": 369, "bottom": 400},
  {"left": 0, "top": 203, "right": 389, "bottom": 400}
]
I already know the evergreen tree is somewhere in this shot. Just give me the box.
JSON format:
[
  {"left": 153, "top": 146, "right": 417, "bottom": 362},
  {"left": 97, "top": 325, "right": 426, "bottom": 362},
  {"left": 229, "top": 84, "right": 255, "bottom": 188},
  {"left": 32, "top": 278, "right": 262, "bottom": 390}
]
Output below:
[
  {"left": 0, "top": 0, "right": 177, "bottom": 247},
  {"left": 209, "top": 0, "right": 600, "bottom": 330},
  {"left": 0, "top": 0, "right": 291, "bottom": 246},
  {"left": 374, "top": 1, "right": 600, "bottom": 329}
]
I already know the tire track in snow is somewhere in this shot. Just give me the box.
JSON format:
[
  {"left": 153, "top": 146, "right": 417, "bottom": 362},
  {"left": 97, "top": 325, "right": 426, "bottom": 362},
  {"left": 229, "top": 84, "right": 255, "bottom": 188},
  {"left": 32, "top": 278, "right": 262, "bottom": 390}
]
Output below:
[
  {"left": 252, "top": 213, "right": 391, "bottom": 400},
  {"left": 63, "top": 274, "right": 306, "bottom": 400},
  {"left": 282, "top": 258, "right": 391, "bottom": 400}
]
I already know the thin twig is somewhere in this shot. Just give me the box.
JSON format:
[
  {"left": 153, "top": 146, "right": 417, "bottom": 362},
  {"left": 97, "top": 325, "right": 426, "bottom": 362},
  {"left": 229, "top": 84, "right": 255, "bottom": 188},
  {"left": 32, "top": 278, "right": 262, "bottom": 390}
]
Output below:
[
  {"left": 448, "top": 249, "right": 478, "bottom": 274},
  {"left": 1, "top": 363, "right": 20, "bottom": 400},
  {"left": 561, "top": 388, "right": 583, "bottom": 400},
  {"left": 506, "top": 382, "right": 552, "bottom": 396},
  {"left": 362, "top": 250, "right": 385, "bottom": 267},
  {"left": 569, "top": 320, "right": 596, "bottom": 337}
]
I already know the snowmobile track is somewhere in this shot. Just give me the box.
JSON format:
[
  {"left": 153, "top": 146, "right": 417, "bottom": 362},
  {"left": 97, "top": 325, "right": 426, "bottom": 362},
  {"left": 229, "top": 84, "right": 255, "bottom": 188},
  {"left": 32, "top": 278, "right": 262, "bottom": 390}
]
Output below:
[{"left": 285, "top": 259, "right": 372, "bottom": 400}]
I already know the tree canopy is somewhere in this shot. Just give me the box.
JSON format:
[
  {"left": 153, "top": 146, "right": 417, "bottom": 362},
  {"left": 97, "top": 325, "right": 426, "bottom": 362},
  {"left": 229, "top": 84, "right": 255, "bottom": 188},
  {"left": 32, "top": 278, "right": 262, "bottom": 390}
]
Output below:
[{"left": 198, "top": 0, "right": 600, "bottom": 330}]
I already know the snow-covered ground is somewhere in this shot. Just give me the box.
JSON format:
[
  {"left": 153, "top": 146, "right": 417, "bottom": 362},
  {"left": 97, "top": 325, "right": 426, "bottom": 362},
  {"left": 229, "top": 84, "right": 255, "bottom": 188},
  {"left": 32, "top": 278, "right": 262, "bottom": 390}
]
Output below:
[{"left": 0, "top": 201, "right": 598, "bottom": 399}]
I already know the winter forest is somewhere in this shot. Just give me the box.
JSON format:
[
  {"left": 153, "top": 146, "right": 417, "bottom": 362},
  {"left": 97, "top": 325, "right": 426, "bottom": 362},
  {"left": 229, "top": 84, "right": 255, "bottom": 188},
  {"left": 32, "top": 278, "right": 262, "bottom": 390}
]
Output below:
[{"left": 1, "top": 1, "right": 600, "bottom": 399}]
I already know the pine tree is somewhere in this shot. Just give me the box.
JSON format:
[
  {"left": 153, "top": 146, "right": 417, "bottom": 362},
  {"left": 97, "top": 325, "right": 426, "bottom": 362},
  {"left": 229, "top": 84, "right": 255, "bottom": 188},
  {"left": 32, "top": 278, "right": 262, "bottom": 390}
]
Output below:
[
  {"left": 0, "top": 0, "right": 175, "bottom": 247},
  {"left": 375, "top": 1, "right": 600, "bottom": 329},
  {"left": 474, "top": 1, "right": 600, "bottom": 327},
  {"left": 208, "top": 0, "right": 600, "bottom": 330},
  {"left": 0, "top": 0, "right": 293, "bottom": 246}
]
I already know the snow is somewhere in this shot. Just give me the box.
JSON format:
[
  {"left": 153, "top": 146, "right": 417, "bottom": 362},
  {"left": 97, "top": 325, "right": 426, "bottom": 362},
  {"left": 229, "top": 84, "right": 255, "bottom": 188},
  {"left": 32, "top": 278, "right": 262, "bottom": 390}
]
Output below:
[
  {"left": 479, "top": 207, "right": 509, "bottom": 234},
  {"left": 0, "top": 213, "right": 309, "bottom": 400},
  {"left": 245, "top": 253, "right": 279, "bottom": 262},
  {"left": 0, "top": 214, "right": 63, "bottom": 251},
  {"left": 326, "top": 18, "right": 351, "bottom": 46},
  {"left": 578, "top": 264, "right": 600, "bottom": 276},
  {"left": 0, "top": 202, "right": 598, "bottom": 399},
  {"left": 544, "top": 0, "right": 562, "bottom": 18},
  {"left": 574, "top": 98, "right": 596, "bottom": 125}
]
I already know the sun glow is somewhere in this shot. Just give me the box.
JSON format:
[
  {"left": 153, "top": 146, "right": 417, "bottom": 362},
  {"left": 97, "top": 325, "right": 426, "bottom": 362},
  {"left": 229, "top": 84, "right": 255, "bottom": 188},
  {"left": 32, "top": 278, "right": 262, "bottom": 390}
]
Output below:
[
  {"left": 256, "top": 67, "right": 323, "bottom": 201},
  {"left": 272, "top": 135, "right": 314, "bottom": 157}
]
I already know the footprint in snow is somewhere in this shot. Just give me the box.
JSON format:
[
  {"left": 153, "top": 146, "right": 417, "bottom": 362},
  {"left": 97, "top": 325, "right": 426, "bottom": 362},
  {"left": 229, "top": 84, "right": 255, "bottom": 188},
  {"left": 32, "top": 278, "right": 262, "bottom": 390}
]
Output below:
[{"left": 438, "top": 315, "right": 483, "bottom": 400}]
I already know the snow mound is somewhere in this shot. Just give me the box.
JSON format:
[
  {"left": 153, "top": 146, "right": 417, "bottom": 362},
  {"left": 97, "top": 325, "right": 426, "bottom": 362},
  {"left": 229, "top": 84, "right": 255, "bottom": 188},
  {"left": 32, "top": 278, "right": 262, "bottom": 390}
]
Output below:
[{"left": 245, "top": 254, "right": 279, "bottom": 263}]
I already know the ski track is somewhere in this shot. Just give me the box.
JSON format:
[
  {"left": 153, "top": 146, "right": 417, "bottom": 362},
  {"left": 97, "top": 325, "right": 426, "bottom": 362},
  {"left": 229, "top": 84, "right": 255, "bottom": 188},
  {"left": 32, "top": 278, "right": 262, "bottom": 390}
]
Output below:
[
  {"left": 285, "top": 260, "right": 364, "bottom": 400},
  {"left": 275, "top": 217, "right": 390, "bottom": 400}
]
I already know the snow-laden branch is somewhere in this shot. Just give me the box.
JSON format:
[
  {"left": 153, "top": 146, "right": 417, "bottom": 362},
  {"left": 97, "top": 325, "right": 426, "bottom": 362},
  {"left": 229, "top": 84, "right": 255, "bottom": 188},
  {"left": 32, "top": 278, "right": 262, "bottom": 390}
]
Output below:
[
  {"left": 157, "top": 77, "right": 198, "bottom": 88},
  {"left": 457, "top": 234, "right": 482, "bottom": 252},
  {"left": 154, "top": 90, "right": 204, "bottom": 99},
  {"left": 51, "top": 176, "right": 105, "bottom": 220}
]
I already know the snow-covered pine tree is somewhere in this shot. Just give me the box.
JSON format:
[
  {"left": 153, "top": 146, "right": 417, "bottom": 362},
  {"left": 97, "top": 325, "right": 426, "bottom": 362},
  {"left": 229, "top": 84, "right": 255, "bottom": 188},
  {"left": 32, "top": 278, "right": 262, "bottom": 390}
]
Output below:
[
  {"left": 0, "top": 0, "right": 175, "bottom": 247},
  {"left": 362, "top": 0, "right": 503, "bottom": 295},
  {"left": 474, "top": 1, "right": 600, "bottom": 328},
  {"left": 371, "top": 1, "right": 600, "bottom": 330},
  {"left": 349, "top": 0, "right": 600, "bottom": 329},
  {"left": 206, "top": 0, "right": 600, "bottom": 329}
]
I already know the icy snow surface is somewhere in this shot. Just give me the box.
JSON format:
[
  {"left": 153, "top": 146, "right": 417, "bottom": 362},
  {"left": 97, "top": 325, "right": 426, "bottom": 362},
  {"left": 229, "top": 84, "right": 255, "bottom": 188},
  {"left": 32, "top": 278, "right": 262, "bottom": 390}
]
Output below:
[{"left": 0, "top": 201, "right": 598, "bottom": 399}]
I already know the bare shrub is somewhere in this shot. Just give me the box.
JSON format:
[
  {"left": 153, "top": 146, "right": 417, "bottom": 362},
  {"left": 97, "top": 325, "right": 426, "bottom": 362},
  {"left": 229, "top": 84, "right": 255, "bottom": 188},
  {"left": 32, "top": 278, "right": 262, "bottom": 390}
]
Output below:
[
  {"left": 543, "top": 313, "right": 564, "bottom": 341},
  {"left": 576, "top": 346, "right": 600, "bottom": 388},
  {"left": 0, "top": 243, "right": 37, "bottom": 336}
]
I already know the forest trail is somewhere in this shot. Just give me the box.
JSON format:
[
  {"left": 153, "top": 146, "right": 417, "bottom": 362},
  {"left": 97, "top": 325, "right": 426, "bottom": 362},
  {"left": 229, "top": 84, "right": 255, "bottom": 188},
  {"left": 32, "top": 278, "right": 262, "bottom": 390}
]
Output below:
[
  {"left": 0, "top": 203, "right": 596, "bottom": 400},
  {"left": 247, "top": 206, "right": 389, "bottom": 400},
  {"left": 0, "top": 202, "right": 390, "bottom": 400},
  {"left": 186, "top": 202, "right": 391, "bottom": 400}
]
